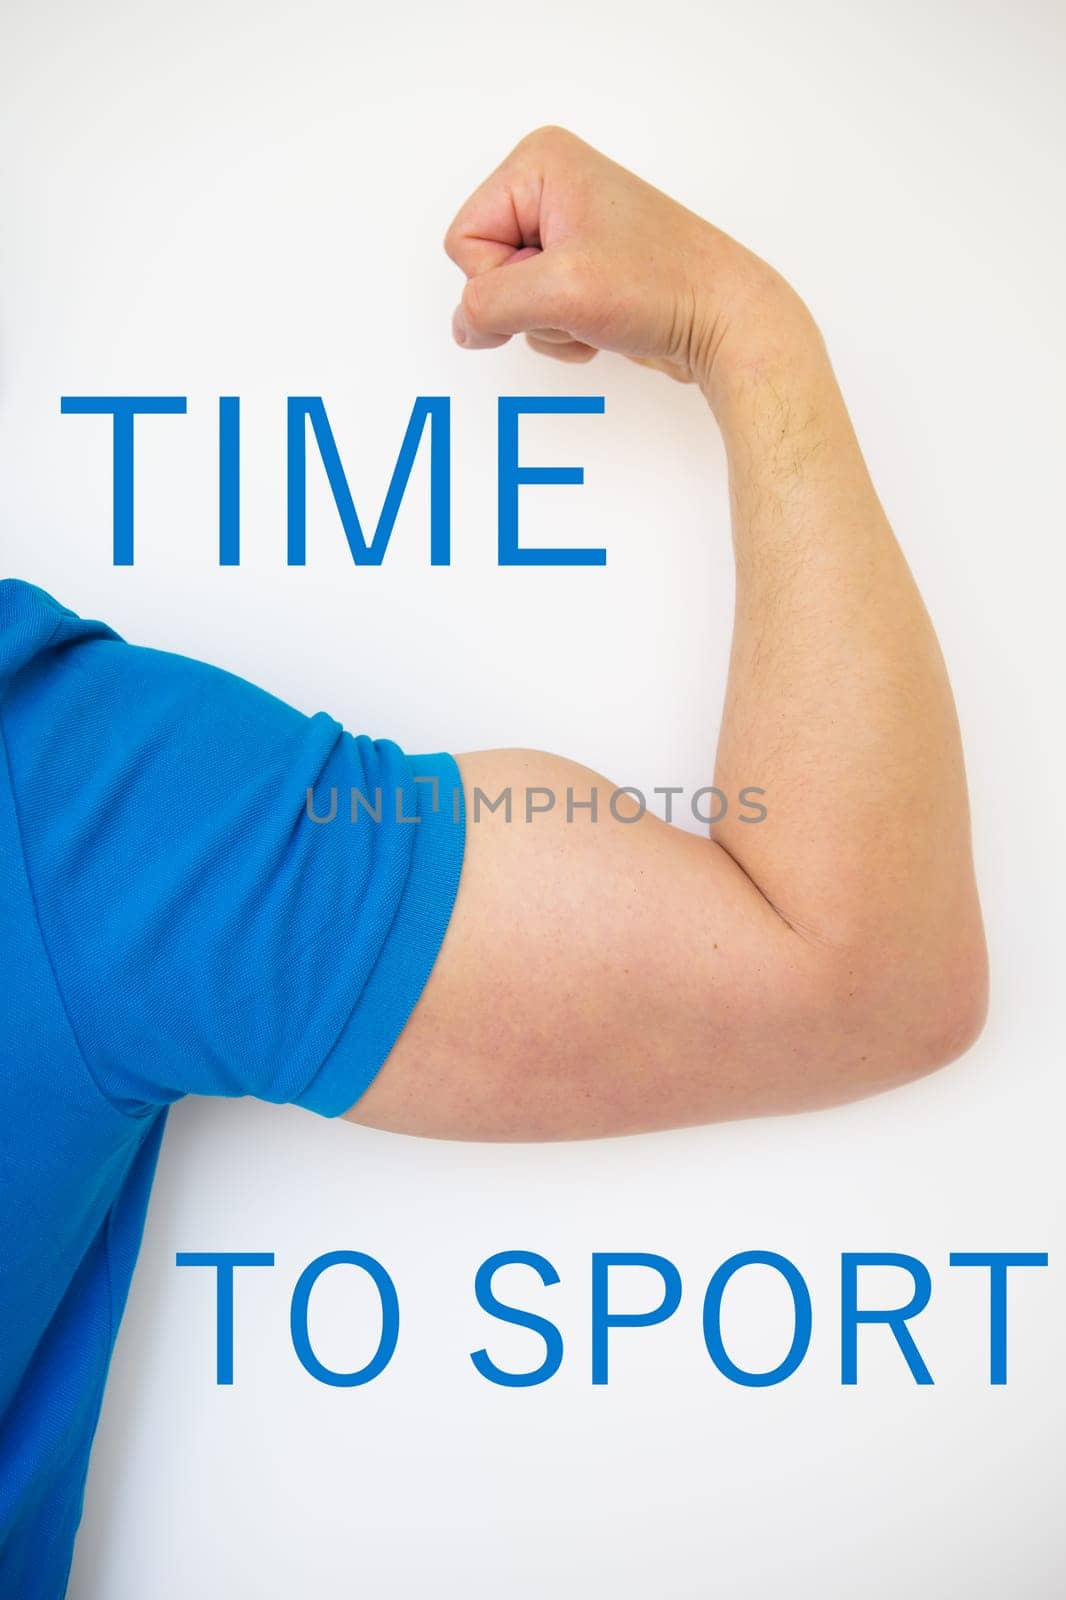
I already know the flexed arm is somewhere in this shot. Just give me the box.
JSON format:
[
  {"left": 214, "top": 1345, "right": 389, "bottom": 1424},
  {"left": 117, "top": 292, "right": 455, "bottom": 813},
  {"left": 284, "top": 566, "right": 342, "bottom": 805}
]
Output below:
[{"left": 346, "top": 127, "right": 987, "bottom": 1140}]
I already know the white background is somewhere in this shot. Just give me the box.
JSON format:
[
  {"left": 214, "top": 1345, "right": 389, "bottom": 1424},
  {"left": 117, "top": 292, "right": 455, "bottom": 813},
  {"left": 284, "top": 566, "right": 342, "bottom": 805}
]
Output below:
[{"left": 2, "top": 1, "right": 1064, "bottom": 1595}]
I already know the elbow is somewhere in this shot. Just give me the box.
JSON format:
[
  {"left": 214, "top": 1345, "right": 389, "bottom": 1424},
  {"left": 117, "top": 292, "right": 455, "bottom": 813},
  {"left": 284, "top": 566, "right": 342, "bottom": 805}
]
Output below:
[
  {"left": 817, "top": 917, "right": 989, "bottom": 1096},
  {"left": 904, "top": 939, "right": 989, "bottom": 1079}
]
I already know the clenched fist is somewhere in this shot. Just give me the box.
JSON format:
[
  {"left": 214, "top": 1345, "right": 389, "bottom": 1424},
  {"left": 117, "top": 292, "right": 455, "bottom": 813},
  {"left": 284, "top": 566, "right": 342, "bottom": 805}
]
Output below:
[{"left": 444, "top": 125, "right": 810, "bottom": 401}]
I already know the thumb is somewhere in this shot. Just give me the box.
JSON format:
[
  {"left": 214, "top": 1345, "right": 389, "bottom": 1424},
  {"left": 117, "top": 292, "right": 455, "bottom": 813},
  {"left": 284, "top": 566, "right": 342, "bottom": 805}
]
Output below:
[{"left": 454, "top": 248, "right": 580, "bottom": 350}]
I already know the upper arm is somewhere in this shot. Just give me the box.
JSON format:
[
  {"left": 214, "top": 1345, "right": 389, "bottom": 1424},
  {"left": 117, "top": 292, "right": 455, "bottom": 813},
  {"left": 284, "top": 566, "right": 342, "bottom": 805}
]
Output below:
[{"left": 345, "top": 748, "right": 923, "bottom": 1141}]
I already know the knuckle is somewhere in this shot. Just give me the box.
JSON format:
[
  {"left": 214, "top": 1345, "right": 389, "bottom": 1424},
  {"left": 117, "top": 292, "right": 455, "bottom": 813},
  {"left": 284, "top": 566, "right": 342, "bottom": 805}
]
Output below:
[
  {"left": 442, "top": 219, "right": 462, "bottom": 263},
  {"left": 522, "top": 123, "right": 575, "bottom": 153},
  {"left": 549, "top": 251, "right": 593, "bottom": 318}
]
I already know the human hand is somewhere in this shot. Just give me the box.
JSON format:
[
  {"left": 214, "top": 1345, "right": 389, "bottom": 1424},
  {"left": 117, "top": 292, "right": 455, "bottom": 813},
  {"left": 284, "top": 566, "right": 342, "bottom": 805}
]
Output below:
[{"left": 444, "top": 125, "right": 805, "bottom": 395}]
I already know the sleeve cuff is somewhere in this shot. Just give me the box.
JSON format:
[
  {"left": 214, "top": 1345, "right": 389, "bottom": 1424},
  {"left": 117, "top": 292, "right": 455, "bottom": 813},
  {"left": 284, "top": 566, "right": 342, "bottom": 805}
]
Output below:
[{"left": 295, "top": 750, "right": 466, "bottom": 1117}]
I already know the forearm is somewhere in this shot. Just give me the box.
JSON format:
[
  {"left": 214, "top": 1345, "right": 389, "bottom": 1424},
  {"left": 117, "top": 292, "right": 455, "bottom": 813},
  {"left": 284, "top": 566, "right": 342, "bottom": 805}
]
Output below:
[{"left": 702, "top": 275, "right": 986, "bottom": 1013}]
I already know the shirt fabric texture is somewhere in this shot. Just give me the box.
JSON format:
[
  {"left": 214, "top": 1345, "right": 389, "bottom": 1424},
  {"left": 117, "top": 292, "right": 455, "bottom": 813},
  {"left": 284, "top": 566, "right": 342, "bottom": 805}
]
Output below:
[{"left": 0, "top": 578, "right": 465, "bottom": 1597}]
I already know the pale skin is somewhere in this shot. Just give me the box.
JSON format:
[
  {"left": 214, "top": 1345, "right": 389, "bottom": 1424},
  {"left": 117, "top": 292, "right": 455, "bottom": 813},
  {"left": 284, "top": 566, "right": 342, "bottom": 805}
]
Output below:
[{"left": 345, "top": 127, "right": 988, "bottom": 1141}]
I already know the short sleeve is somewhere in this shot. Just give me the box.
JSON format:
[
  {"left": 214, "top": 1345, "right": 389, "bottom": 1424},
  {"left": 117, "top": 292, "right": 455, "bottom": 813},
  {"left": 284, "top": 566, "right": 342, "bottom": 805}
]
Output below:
[{"left": 2, "top": 631, "right": 465, "bottom": 1117}]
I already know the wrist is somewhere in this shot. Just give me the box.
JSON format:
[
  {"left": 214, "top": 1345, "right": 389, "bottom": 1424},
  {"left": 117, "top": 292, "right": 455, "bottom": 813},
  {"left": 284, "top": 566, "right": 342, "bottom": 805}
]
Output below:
[{"left": 687, "top": 250, "right": 826, "bottom": 419}]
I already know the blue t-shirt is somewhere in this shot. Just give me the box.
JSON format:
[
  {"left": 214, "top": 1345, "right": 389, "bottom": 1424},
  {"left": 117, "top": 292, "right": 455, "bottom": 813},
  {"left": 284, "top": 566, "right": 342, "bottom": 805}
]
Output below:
[{"left": 0, "top": 578, "right": 465, "bottom": 1596}]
